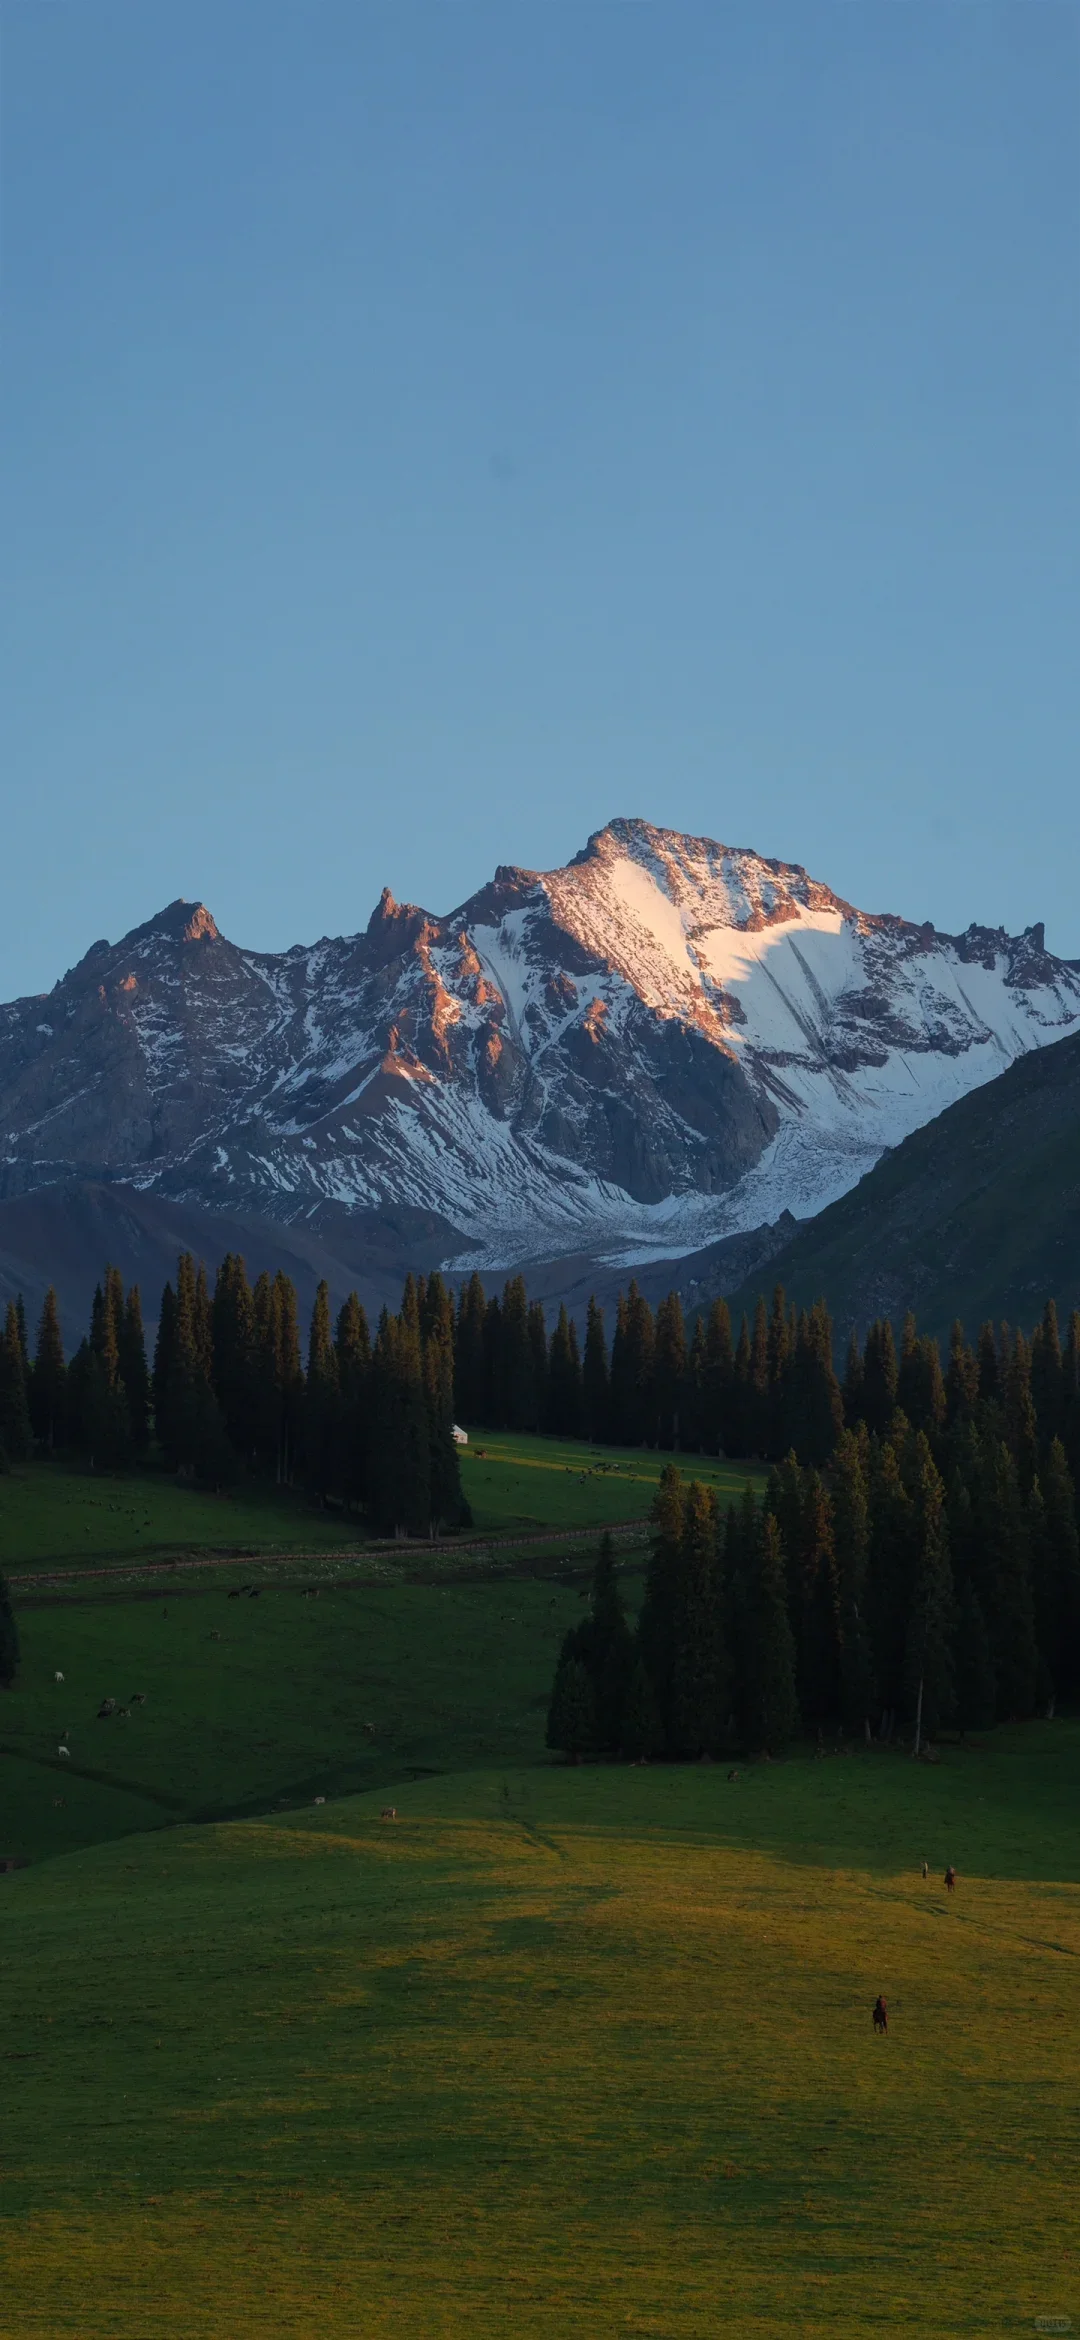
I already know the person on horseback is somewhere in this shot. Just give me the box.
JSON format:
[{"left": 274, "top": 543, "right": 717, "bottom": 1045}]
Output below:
[{"left": 872, "top": 1996, "right": 888, "bottom": 2033}]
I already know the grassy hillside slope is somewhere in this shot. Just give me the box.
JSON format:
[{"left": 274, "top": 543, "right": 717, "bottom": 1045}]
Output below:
[
  {"left": 2, "top": 1737, "right": 1078, "bottom": 2337},
  {"left": 0, "top": 1437, "right": 762, "bottom": 1573},
  {"left": 723, "top": 1025, "right": 1080, "bottom": 1338}
]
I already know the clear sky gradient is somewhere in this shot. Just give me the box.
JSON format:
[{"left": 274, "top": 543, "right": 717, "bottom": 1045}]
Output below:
[{"left": 3, "top": 0, "right": 1078, "bottom": 1001}]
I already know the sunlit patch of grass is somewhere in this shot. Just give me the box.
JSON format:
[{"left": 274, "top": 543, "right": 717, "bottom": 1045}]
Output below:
[{"left": 2, "top": 1743, "right": 1079, "bottom": 2334}]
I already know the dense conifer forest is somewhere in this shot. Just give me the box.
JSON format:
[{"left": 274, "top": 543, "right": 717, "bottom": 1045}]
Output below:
[
  {"left": 546, "top": 1291, "right": 1080, "bottom": 1761},
  {"left": 1, "top": 1256, "right": 1077, "bottom": 1748}
]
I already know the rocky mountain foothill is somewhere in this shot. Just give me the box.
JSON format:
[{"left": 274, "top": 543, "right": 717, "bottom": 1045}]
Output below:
[{"left": 1, "top": 818, "right": 1078, "bottom": 1336}]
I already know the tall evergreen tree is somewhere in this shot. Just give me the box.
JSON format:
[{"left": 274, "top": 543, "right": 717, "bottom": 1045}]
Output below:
[
  {"left": 1029, "top": 1301, "right": 1064, "bottom": 1447},
  {"left": 422, "top": 1272, "right": 471, "bottom": 1533},
  {"left": 335, "top": 1291, "right": 371, "bottom": 1507},
  {"left": 654, "top": 1292, "right": 688, "bottom": 1450},
  {"left": 547, "top": 1305, "right": 583, "bottom": 1437},
  {"left": 668, "top": 1480, "right": 724, "bottom": 1757},
  {"left": 545, "top": 1654, "right": 597, "bottom": 1761},
  {"left": 0, "top": 1302, "right": 33, "bottom": 1463},
  {"left": 499, "top": 1276, "right": 534, "bottom": 1431},
  {"left": 454, "top": 1273, "right": 489, "bottom": 1424},
  {"left": 842, "top": 1325, "right": 865, "bottom": 1429},
  {"left": 119, "top": 1286, "right": 151, "bottom": 1449},
  {"left": 862, "top": 1319, "right": 899, "bottom": 1436},
  {"left": 636, "top": 1463, "right": 685, "bottom": 1743},
  {"left": 303, "top": 1280, "right": 340, "bottom": 1498},
  {"left": 953, "top": 1582, "right": 996, "bottom": 1733},
  {"left": 945, "top": 1320, "right": 979, "bottom": 1426},
  {"left": 741, "top": 1508, "right": 800, "bottom": 1752},
  {"left": 901, "top": 1431, "right": 955, "bottom": 1745},
  {"left": 30, "top": 1289, "right": 66, "bottom": 1449},
  {"left": 830, "top": 1427, "right": 876, "bottom": 1738},
  {"left": 978, "top": 1441, "right": 1038, "bottom": 1720},
  {"left": 581, "top": 1296, "right": 609, "bottom": 1443},
  {"left": 702, "top": 1296, "right": 735, "bottom": 1455},
  {"left": 211, "top": 1255, "right": 259, "bottom": 1456}
]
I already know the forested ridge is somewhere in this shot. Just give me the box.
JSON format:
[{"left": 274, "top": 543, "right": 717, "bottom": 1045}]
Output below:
[
  {"left": 2, "top": 1253, "right": 1078, "bottom": 1743},
  {"left": 547, "top": 1297, "right": 1080, "bottom": 1761}
]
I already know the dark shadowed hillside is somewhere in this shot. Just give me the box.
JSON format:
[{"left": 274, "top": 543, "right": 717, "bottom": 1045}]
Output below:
[{"left": 720, "top": 1027, "right": 1080, "bottom": 1339}]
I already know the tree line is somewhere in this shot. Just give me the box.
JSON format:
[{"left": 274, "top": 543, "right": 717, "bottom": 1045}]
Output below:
[
  {"left": 0, "top": 1258, "right": 469, "bottom": 1540},
  {"left": 548, "top": 1304, "right": 1080, "bottom": 1760},
  {"left": 454, "top": 1273, "right": 1080, "bottom": 1486}
]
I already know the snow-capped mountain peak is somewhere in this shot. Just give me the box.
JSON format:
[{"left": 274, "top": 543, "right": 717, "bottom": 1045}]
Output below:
[{"left": 2, "top": 820, "right": 1078, "bottom": 1273}]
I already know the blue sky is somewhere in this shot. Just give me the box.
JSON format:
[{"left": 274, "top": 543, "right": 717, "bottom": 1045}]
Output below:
[{"left": 3, "top": 0, "right": 1077, "bottom": 999}]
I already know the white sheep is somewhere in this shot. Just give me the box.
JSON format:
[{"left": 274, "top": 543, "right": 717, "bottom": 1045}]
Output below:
[
  {"left": 58, "top": 1745, "right": 70, "bottom": 1759},
  {"left": 54, "top": 1670, "right": 64, "bottom": 1683}
]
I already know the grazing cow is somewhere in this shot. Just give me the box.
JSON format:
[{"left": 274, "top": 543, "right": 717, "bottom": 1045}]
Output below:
[
  {"left": 362, "top": 1722, "right": 376, "bottom": 1736},
  {"left": 873, "top": 1996, "right": 888, "bottom": 2034},
  {"left": 381, "top": 1806, "right": 398, "bottom": 1821},
  {"left": 53, "top": 1797, "right": 65, "bottom": 1808},
  {"left": 728, "top": 1769, "right": 740, "bottom": 1782},
  {"left": 98, "top": 1699, "right": 116, "bottom": 1718},
  {"left": 228, "top": 1588, "right": 241, "bottom": 1599},
  {"left": 57, "top": 1745, "right": 70, "bottom": 1759},
  {"left": 117, "top": 1707, "right": 130, "bottom": 1719},
  {"left": 314, "top": 1795, "right": 326, "bottom": 1806},
  {"left": 54, "top": 1670, "right": 64, "bottom": 1683},
  {"left": 131, "top": 1693, "right": 146, "bottom": 1705}
]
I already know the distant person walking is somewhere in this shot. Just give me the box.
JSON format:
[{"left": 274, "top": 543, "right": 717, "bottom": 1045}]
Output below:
[
  {"left": 921, "top": 1860, "right": 929, "bottom": 1878},
  {"left": 944, "top": 1864, "right": 956, "bottom": 1893},
  {"left": 872, "top": 1996, "right": 888, "bottom": 2034}
]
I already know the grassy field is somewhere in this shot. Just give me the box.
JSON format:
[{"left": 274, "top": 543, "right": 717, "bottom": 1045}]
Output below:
[
  {"left": 0, "top": 1566, "right": 593, "bottom": 1867},
  {"left": 0, "top": 1436, "right": 764, "bottom": 1573},
  {"left": 3, "top": 1446, "right": 1075, "bottom": 2335},
  {"left": 1, "top": 1732, "right": 1078, "bottom": 2337}
]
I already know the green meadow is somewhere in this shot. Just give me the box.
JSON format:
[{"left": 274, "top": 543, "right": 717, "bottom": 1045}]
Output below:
[
  {"left": 2, "top": 1737, "right": 1078, "bottom": 2338},
  {"left": 2, "top": 1446, "right": 1077, "bottom": 2337},
  {"left": 0, "top": 1434, "right": 763, "bottom": 1574}
]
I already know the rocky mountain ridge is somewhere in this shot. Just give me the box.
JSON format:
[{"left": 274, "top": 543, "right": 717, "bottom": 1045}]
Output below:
[{"left": 2, "top": 818, "right": 1079, "bottom": 1277}]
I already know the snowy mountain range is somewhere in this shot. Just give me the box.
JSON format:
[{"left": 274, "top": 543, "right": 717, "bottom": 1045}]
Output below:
[{"left": 3, "top": 819, "right": 1079, "bottom": 1283}]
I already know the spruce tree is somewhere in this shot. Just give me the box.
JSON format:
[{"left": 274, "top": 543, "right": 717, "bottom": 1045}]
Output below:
[
  {"left": 14, "top": 1295, "right": 28, "bottom": 1371},
  {"left": 741, "top": 1509, "right": 800, "bottom": 1752},
  {"left": 978, "top": 1441, "right": 1038, "bottom": 1720},
  {"left": 669, "top": 1480, "right": 723, "bottom": 1757},
  {"left": 30, "top": 1289, "right": 66, "bottom": 1448},
  {"left": 654, "top": 1292, "right": 687, "bottom": 1450},
  {"left": 422, "top": 1273, "right": 470, "bottom": 1533},
  {"left": 582, "top": 1296, "right": 609, "bottom": 1443},
  {"left": 0, "top": 1303, "right": 32, "bottom": 1463},
  {"left": 953, "top": 1583, "right": 996, "bottom": 1733},
  {"left": 842, "top": 1326, "right": 864, "bottom": 1429},
  {"left": 1033, "top": 1440, "right": 1080, "bottom": 1699},
  {"left": 1004, "top": 1332, "right": 1039, "bottom": 1495},
  {"left": 862, "top": 1319, "right": 899, "bottom": 1436},
  {"left": 212, "top": 1254, "right": 259, "bottom": 1456},
  {"left": 547, "top": 1305, "right": 583, "bottom": 1437},
  {"left": 901, "top": 1431, "right": 956, "bottom": 1745},
  {"left": 976, "top": 1321, "right": 999, "bottom": 1404},
  {"left": 619, "top": 1655, "right": 661, "bottom": 1760},
  {"left": 303, "top": 1281, "right": 340, "bottom": 1499},
  {"left": 637, "top": 1463, "right": 685, "bottom": 1738},
  {"left": 608, "top": 1293, "right": 633, "bottom": 1446},
  {"left": 945, "top": 1320, "right": 979, "bottom": 1426},
  {"left": 335, "top": 1292, "right": 371, "bottom": 1508},
  {"left": 788, "top": 1302, "right": 843, "bottom": 1467},
  {"left": 119, "top": 1286, "right": 151, "bottom": 1449},
  {"left": 866, "top": 1430, "right": 913, "bottom": 1728},
  {"left": 527, "top": 1299, "right": 549, "bottom": 1431},
  {"left": 152, "top": 1281, "right": 179, "bottom": 1451},
  {"left": 830, "top": 1427, "right": 876, "bottom": 1738},
  {"left": 702, "top": 1297, "right": 734, "bottom": 1455},
  {"left": 453, "top": 1272, "right": 489, "bottom": 1425},
  {"left": 545, "top": 1653, "right": 597, "bottom": 1761},
  {"left": 499, "top": 1276, "right": 534, "bottom": 1430},
  {"left": 624, "top": 1283, "right": 657, "bottom": 1446},
  {"left": 1029, "top": 1301, "right": 1064, "bottom": 1448}
]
